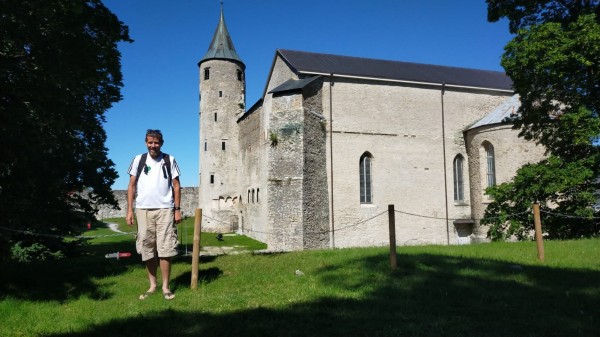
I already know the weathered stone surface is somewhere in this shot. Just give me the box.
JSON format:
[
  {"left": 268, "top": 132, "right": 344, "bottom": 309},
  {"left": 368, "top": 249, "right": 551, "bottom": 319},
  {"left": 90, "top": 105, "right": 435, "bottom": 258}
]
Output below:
[{"left": 97, "top": 187, "right": 198, "bottom": 220}]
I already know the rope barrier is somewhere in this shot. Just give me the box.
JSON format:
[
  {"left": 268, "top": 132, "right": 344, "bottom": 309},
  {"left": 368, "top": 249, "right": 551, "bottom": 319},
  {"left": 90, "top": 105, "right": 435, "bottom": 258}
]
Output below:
[
  {"left": 0, "top": 225, "right": 135, "bottom": 239},
  {"left": 202, "top": 210, "right": 389, "bottom": 236},
  {"left": 1, "top": 206, "right": 595, "bottom": 240},
  {"left": 540, "top": 209, "right": 600, "bottom": 220},
  {"left": 393, "top": 208, "right": 531, "bottom": 221}
]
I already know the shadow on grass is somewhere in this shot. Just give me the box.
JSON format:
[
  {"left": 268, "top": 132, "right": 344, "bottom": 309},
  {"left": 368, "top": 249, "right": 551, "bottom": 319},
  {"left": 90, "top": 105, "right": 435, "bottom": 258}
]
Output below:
[
  {"left": 0, "top": 240, "right": 140, "bottom": 302},
  {"left": 172, "top": 266, "right": 223, "bottom": 289},
  {"left": 41, "top": 252, "right": 599, "bottom": 337},
  {"left": 0, "top": 239, "right": 226, "bottom": 303}
]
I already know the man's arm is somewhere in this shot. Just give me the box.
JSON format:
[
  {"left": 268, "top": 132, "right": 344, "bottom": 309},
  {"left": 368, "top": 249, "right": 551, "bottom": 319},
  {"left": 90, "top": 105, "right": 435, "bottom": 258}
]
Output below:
[
  {"left": 126, "top": 175, "right": 137, "bottom": 226},
  {"left": 173, "top": 176, "right": 181, "bottom": 223}
]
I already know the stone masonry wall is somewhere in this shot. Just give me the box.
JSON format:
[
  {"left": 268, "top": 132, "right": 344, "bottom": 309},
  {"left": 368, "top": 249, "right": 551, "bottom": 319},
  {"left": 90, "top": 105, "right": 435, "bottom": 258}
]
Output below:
[
  {"left": 301, "top": 78, "right": 330, "bottom": 249},
  {"left": 267, "top": 92, "right": 306, "bottom": 251},
  {"left": 198, "top": 59, "right": 245, "bottom": 232},
  {"left": 237, "top": 104, "right": 269, "bottom": 241}
]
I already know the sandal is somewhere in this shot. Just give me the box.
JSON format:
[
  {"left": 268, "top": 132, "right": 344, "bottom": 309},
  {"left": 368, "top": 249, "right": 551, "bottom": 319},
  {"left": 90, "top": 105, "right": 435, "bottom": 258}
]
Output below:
[
  {"left": 139, "top": 291, "right": 155, "bottom": 300},
  {"left": 163, "top": 292, "right": 175, "bottom": 300}
]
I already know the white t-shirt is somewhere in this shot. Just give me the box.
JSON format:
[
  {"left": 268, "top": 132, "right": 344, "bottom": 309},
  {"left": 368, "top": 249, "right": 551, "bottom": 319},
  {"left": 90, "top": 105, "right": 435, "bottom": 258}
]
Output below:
[{"left": 128, "top": 152, "right": 180, "bottom": 209}]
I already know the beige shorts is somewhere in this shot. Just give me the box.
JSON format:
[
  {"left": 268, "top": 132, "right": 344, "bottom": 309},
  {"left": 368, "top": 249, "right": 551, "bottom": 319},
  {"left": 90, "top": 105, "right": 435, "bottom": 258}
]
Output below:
[{"left": 135, "top": 208, "right": 179, "bottom": 261}]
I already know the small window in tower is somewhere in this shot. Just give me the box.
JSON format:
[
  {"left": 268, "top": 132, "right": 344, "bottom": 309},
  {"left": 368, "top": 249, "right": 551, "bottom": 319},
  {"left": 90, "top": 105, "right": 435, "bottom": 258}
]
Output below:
[
  {"left": 219, "top": 91, "right": 223, "bottom": 97},
  {"left": 204, "top": 141, "right": 207, "bottom": 151},
  {"left": 214, "top": 113, "right": 217, "bottom": 122},
  {"left": 252, "top": 189, "right": 255, "bottom": 203},
  {"left": 222, "top": 141, "right": 226, "bottom": 151},
  {"left": 210, "top": 174, "right": 214, "bottom": 184},
  {"left": 257, "top": 188, "right": 259, "bottom": 203},
  {"left": 237, "top": 70, "right": 242, "bottom": 81},
  {"left": 204, "top": 68, "right": 210, "bottom": 80}
]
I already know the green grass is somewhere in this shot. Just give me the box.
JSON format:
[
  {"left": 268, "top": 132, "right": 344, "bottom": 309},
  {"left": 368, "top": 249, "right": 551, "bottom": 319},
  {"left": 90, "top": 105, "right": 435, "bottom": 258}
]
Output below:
[
  {"left": 100, "top": 216, "right": 268, "bottom": 251},
  {"left": 0, "top": 224, "right": 598, "bottom": 337}
]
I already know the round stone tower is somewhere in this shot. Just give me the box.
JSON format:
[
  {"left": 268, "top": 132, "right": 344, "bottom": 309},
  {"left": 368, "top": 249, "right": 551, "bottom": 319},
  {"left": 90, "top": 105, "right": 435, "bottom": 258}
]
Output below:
[{"left": 198, "top": 6, "right": 245, "bottom": 231}]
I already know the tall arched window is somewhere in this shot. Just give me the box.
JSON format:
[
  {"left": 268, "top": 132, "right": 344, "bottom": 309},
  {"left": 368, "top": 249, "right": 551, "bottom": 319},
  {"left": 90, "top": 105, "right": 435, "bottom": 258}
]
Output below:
[
  {"left": 453, "top": 155, "right": 464, "bottom": 201},
  {"left": 359, "top": 153, "right": 372, "bottom": 204},
  {"left": 484, "top": 142, "right": 496, "bottom": 188}
]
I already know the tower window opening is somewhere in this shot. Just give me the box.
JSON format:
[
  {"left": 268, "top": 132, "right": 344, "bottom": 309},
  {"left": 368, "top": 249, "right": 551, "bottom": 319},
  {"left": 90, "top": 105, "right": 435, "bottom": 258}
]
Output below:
[
  {"left": 237, "top": 70, "right": 242, "bottom": 81},
  {"left": 485, "top": 142, "right": 496, "bottom": 188},
  {"left": 210, "top": 174, "right": 215, "bottom": 184},
  {"left": 204, "top": 68, "right": 210, "bottom": 80},
  {"left": 214, "top": 113, "right": 217, "bottom": 122},
  {"left": 222, "top": 141, "right": 226, "bottom": 151},
  {"left": 219, "top": 91, "right": 223, "bottom": 97},
  {"left": 204, "top": 141, "right": 207, "bottom": 151},
  {"left": 453, "top": 155, "right": 464, "bottom": 202}
]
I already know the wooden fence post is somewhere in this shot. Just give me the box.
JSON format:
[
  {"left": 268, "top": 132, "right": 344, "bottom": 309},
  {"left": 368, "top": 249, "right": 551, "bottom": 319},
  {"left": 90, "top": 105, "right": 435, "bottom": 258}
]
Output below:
[
  {"left": 388, "top": 204, "right": 398, "bottom": 270},
  {"left": 191, "top": 208, "right": 202, "bottom": 289},
  {"left": 532, "top": 203, "right": 545, "bottom": 262}
]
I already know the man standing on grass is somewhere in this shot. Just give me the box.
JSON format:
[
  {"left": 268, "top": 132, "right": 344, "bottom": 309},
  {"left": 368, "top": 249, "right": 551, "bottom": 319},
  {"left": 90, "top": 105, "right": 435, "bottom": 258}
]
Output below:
[{"left": 126, "top": 129, "right": 181, "bottom": 300}]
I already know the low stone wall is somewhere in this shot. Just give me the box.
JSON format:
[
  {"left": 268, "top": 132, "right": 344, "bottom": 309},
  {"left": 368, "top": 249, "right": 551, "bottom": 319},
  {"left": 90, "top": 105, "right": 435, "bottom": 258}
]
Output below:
[{"left": 97, "top": 187, "right": 199, "bottom": 219}]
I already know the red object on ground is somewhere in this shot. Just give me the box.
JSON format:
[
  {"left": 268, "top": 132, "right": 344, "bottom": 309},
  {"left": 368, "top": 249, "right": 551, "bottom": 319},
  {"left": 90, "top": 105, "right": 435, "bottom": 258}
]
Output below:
[
  {"left": 104, "top": 252, "right": 132, "bottom": 259},
  {"left": 87, "top": 222, "right": 91, "bottom": 229}
]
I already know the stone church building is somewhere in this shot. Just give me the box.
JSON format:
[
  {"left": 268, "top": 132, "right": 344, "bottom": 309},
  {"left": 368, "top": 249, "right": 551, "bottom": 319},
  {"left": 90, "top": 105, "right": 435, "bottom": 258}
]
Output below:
[{"left": 198, "top": 9, "right": 545, "bottom": 251}]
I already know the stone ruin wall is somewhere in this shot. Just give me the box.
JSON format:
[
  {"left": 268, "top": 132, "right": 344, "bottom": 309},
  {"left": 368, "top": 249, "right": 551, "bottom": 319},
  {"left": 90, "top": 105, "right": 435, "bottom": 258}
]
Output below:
[{"left": 96, "top": 187, "right": 199, "bottom": 220}]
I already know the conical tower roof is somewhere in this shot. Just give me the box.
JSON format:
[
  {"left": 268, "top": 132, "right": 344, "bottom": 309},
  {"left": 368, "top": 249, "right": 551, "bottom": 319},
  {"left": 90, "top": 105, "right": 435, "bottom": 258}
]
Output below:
[{"left": 200, "top": 7, "right": 244, "bottom": 68}]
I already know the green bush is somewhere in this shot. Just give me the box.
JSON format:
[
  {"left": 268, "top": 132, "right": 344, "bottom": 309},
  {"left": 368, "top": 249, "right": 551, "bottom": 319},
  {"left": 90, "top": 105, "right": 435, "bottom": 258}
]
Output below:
[{"left": 10, "top": 241, "right": 65, "bottom": 263}]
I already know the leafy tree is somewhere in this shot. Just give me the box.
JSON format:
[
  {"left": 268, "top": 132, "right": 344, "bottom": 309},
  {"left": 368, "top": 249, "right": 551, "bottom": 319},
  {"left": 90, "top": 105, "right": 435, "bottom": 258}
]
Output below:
[
  {"left": 0, "top": 0, "right": 131, "bottom": 260},
  {"left": 483, "top": 1, "right": 600, "bottom": 240}
]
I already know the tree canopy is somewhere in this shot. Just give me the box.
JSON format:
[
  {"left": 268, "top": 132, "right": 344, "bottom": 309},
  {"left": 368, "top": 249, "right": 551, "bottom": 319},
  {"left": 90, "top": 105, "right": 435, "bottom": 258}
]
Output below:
[
  {"left": 483, "top": 0, "right": 600, "bottom": 240},
  {"left": 0, "top": 0, "right": 131, "bottom": 260}
]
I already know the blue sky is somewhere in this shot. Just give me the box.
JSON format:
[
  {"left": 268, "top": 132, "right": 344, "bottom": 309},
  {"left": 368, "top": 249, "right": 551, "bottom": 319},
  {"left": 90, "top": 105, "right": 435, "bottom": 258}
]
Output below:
[{"left": 102, "top": 0, "right": 512, "bottom": 190}]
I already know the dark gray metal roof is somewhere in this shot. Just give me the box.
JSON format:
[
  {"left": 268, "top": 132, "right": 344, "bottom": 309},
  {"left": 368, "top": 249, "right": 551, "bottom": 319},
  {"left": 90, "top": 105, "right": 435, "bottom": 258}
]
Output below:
[
  {"left": 465, "top": 94, "right": 520, "bottom": 131},
  {"left": 268, "top": 76, "right": 321, "bottom": 94},
  {"left": 199, "top": 8, "right": 244, "bottom": 67},
  {"left": 277, "top": 49, "right": 512, "bottom": 91}
]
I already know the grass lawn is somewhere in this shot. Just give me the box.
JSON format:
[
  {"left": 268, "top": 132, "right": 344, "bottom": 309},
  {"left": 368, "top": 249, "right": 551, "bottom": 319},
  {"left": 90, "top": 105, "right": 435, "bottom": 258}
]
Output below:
[
  {"left": 99, "top": 216, "right": 268, "bottom": 253},
  {"left": 0, "top": 219, "right": 598, "bottom": 337}
]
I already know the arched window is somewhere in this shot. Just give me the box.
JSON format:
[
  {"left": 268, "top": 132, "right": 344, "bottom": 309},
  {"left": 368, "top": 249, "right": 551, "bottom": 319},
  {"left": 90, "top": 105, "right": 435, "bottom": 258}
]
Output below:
[
  {"left": 359, "top": 153, "right": 372, "bottom": 204},
  {"left": 484, "top": 142, "right": 496, "bottom": 188},
  {"left": 453, "top": 155, "right": 464, "bottom": 201}
]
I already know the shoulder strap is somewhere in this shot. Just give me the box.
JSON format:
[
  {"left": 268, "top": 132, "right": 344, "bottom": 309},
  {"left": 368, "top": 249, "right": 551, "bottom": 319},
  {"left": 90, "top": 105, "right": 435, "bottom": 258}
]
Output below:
[
  {"left": 134, "top": 153, "right": 148, "bottom": 186},
  {"left": 163, "top": 153, "right": 172, "bottom": 186},
  {"left": 135, "top": 153, "right": 172, "bottom": 187}
]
